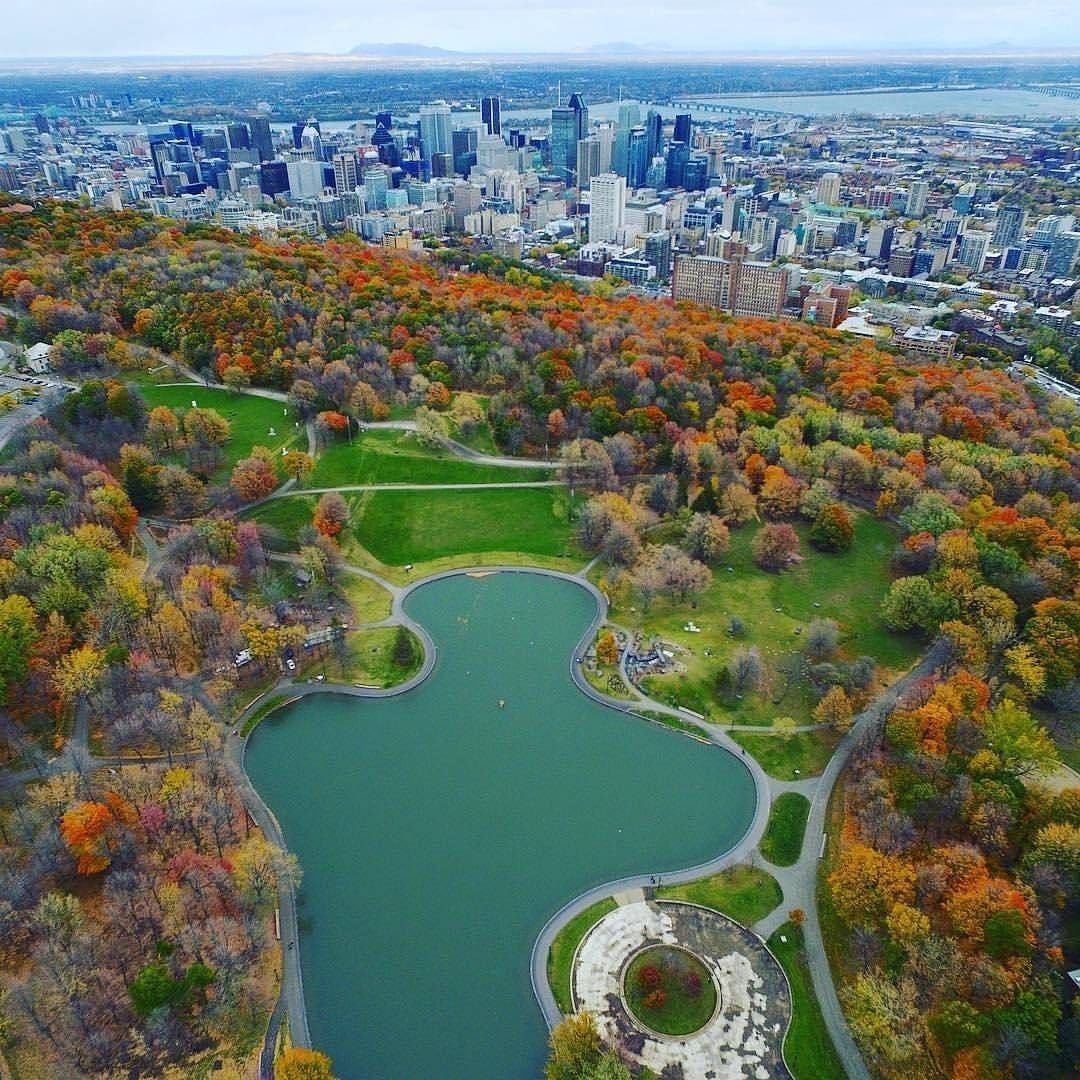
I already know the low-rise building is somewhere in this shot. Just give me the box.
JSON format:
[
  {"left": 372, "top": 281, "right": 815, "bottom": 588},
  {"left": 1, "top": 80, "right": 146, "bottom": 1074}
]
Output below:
[{"left": 898, "top": 325, "right": 958, "bottom": 359}]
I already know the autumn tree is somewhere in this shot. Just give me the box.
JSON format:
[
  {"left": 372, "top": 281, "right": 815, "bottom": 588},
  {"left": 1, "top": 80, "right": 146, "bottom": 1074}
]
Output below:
[
  {"left": 231, "top": 446, "right": 279, "bottom": 502},
  {"left": 809, "top": 502, "right": 854, "bottom": 552},
  {"left": 752, "top": 523, "right": 800, "bottom": 571},
  {"left": 682, "top": 513, "right": 730, "bottom": 564},
  {"left": 276, "top": 1047, "right": 336, "bottom": 1079},
  {"left": 596, "top": 630, "right": 619, "bottom": 667},
  {"left": 313, "top": 492, "right": 350, "bottom": 539},
  {"left": 282, "top": 450, "right": 315, "bottom": 484},
  {"left": 814, "top": 686, "right": 854, "bottom": 731}
]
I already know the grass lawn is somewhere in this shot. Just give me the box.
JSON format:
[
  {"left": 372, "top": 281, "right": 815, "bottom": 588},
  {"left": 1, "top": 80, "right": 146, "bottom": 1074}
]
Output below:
[
  {"left": 240, "top": 693, "right": 293, "bottom": 737},
  {"left": 631, "top": 709, "right": 711, "bottom": 741},
  {"left": 767, "top": 923, "right": 846, "bottom": 1080},
  {"left": 547, "top": 897, "right": 618, "bottom": 1014},
  {"left": 340, "top": 573, "right": 393, "bottom": 623},
  {"left": 583, "top": 662, "right": 634, "bottom": 700},
  {"left": 624, "top": 945, "right": 717, "bottom": 1036},
  {"left": 817, "top": 773, "right": 854, "bottom": 991},
  {"left": 302, "top": 627, "right": 422, "bottom": 687},
  {"left": 349, "top": 487, "right": 580, "bottom": 567},
  {"left": 308, "top": 429, "right": 548, "bottom": 487},
  {"left": 760, "top": 793, "right": 811, "bottom": 867},
  {"left": 657, "top": 864, "right": 781, "bottom": 927},
  {"left": 138, "top": 384, "right": 300, "bottom": 473},
  {"left": 616, "top": 512, "right": 921, "bottom": 726},
  {"left": 730, "top": 730, "right": 841, "bottom": 781},
  {"left": 247, "top": 497, "right": 314, "bottom": 548}
]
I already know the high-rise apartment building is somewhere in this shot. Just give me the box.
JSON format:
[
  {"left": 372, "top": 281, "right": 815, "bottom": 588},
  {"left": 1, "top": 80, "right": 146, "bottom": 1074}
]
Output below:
[
  {"left": 589, "top": 172, "right": 626, "bottom": 242},
  {"left": 481, "top": 96, "right": 501, "bottom": 136},
  {"left": 1047, "top": 231, "right": 1080, "bottom": 277},
  {"left": 957, "top": 231, "right": 990, "bottom": 272},
  {"left": 905, "top": 180, "right": 930, "bottom": 218},
  {"left": 992, "top": 205, "right": 1026, "bottom": 249},
  {"left": 672, "top": 252, "right": 789, "bottom": 318},
  {"left": 816, "top": 172, "right": 841, "bottom": 205},
  {"left": 672, "top": 254, "right": 729, "bottom": 306},
  {"left": 332, "top": 153, "right": 358, "bottom": 192}
]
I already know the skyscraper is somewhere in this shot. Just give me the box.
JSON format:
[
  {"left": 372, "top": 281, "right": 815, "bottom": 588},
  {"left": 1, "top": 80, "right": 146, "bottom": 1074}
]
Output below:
[
  {"left": 481, "top": 96, "right": 501, "bottom": 136},
  {"left": 452, "top": 128, "right": 478, "bottom": 175},
  {"left": 612, "top": 102, "right": 639, "bottom": 178},
  {"left": 418, "top": 102, "right": 453, "bottom": 176},
  {"left": 644, "top": 110, "right": 663, "bottom": 161},
  {"left": 665, "top": 142, "right": 689, "bottom": 189},
  {"left": 576, "top": 138, "right": 602, "bottom": 191},
  {"left": 248, "top": 117, "right": 274, "bottom": 162},
  {"left": 225, "top": 123, "right": 250, "bottom": 151},
  {"left": 589, "top": 172, "right": 626, "bottom": 242},
  {"left": 550, "top": 92, "right": 588, "bottom": 186},
  {"left": 626, "top": 127, "right": 649, "bottom": 189},
  {"left": 673, "top": 114, "right": 692, "bottom": 146}
]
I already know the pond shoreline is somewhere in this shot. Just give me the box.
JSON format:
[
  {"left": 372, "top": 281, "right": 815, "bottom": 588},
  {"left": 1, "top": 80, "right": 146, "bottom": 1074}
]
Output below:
[{"left": 231, "top": 565, "right": 767, "bottom": 1077}]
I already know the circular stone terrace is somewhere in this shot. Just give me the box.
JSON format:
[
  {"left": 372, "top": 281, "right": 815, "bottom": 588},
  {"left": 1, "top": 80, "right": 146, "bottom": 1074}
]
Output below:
[{"left": 572, "top": 899, "right": 792, "bottom": 1079}]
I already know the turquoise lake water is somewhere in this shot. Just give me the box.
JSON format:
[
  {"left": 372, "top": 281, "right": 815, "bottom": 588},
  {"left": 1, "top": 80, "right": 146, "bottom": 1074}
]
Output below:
[{"left": 246, "top": 571, "right": 756, "bottom": 1078}]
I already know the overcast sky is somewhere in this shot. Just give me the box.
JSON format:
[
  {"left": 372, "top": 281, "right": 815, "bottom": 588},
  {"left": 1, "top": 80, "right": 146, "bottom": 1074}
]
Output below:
[{"left": 3, "top": 0, "right": 1079, "bottom": 57}]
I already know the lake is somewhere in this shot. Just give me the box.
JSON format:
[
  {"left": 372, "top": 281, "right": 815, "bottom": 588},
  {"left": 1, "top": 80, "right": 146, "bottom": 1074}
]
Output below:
[{"left": 245, "top": 571, "right": 756, "bottom": 1079}]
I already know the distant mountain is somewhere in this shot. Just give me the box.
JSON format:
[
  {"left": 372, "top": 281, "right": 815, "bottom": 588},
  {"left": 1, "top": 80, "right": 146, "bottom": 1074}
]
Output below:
[
  {"left": 349, "top": 43, "right": 458, "bottom": 57},
  {"left": 586, "top": 42, "right": 648, "bottom": 54}
]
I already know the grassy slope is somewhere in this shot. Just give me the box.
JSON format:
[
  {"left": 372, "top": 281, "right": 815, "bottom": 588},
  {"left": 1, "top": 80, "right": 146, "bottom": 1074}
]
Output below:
[
  {"left": 138, "top": 384, "right": 300, "bottom": 472},
  {"left": 302, "top": 627, "right": 421, "bottom": 687},
  {"left": 656, "top": 865, "right": 782, "bottom": 926},
  {"left": 547, "top": 897, "right": 619, "bottom": 1014},
  {"left": 308, "top": 429, "right": 547, "bottom": 487},
  {"left": 341, "top": 574, "right": 393, "bottom": 623},
  {"left": 767, "top": 922, "right": 847, "bottom": 1080},
  {"left": 620, "top": 513, "right": 920, "bottom": 725},
  {"left": 730, "top": 729, "right": 841, "bottom": 780},
  {"left": 760, "top": 793, "right": 811, "bottom": 867},
  {"left": 350, "top": 487, "right": 579, "bottom": 566}
]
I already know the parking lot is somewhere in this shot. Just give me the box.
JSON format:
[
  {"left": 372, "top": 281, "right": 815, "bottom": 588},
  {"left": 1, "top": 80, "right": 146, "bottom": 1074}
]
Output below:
[{"left": 0, "top": 370, "right": 74, "bottom": 451}]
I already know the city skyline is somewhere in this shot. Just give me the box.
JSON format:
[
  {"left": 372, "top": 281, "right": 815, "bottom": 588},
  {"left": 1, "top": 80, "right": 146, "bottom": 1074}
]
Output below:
[{"left": 3, "top": 0, "right": 1080, "bottom": 59}]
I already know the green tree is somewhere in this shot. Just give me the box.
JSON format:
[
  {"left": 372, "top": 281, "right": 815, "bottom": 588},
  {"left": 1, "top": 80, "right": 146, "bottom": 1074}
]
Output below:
[
  {"left": 393, "top": 626, "right": 417, "bottom": 669},
  {"left": 983, "top": 700, "right": 1058, "bottom": 779},
  {"left": 0, "top": 594, "right": 36, "bottom": 703},
  {"left": 880, "top": 575, "right": 951, "bottom": 633}
]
